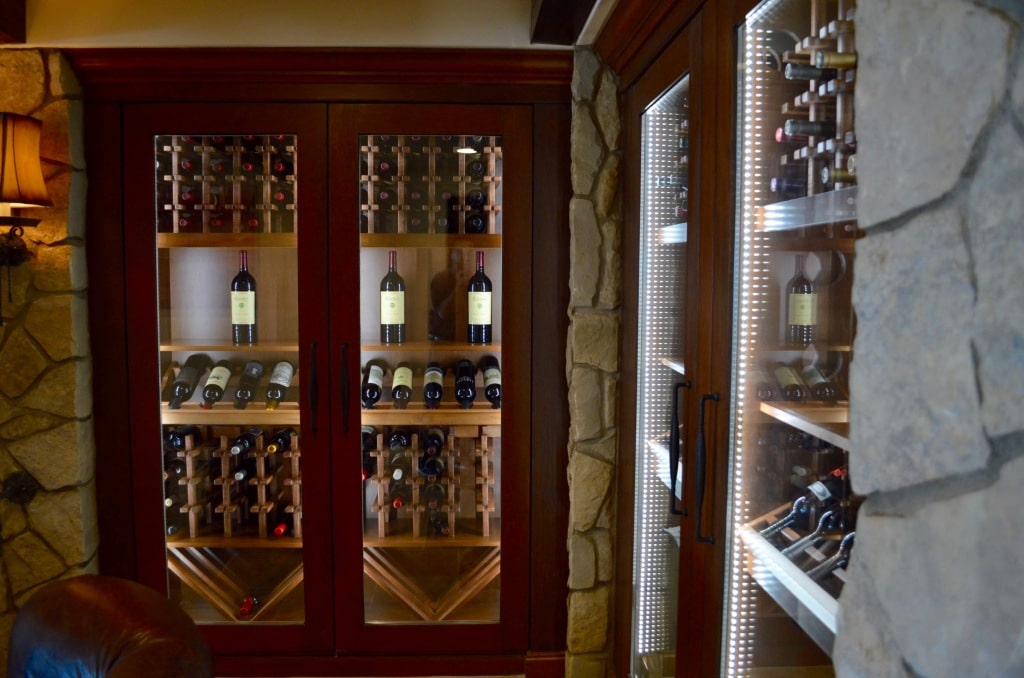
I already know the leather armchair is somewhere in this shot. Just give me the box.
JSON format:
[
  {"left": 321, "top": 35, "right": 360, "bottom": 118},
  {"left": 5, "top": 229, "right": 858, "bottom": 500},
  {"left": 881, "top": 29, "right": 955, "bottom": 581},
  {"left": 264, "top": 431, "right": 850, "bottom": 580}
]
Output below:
[{"left": 7, "top": 574, "right": 213, "bottom": 678}]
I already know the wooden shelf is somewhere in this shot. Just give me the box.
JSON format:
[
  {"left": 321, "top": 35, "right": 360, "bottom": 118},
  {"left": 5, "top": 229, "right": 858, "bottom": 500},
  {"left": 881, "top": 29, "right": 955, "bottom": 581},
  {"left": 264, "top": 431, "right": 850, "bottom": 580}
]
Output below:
[
  {"left": 361, "top": 233, "right": 501, "bottom": 249},
  {"left": 161, "top": 340, "right": 299, "bottom": 352},
  {"left": 162, "top": 402, "right": 300, "bottom": 425},
  {"left": 361, "top": 341, "right": 500, "bottom": 354},
  {"left": 157, "top": 233, "right": 297, "bottom": 248},
  {"left": 759, "top": 401, "right": 849, "bottom": 450},
  {"left": 361, "top": 403, "right": 501, "bottom": 426},
  {"left": 167, "top": 535, "right": 303, "bottom": 549},
  {"left": 758, "top": 186, "right": 857, "bottom": 232},
  {"left": 362, "top": 519, "right": 501, "bottom": 548}
]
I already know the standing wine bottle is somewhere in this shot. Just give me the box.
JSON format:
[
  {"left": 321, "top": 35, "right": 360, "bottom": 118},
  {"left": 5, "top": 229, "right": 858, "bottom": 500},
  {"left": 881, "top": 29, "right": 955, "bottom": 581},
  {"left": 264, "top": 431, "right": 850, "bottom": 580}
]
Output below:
[
  {"left": 773, "top": 362, "right": 808, "bottom": 401},
  {"left": 264, "top": 361, "right": 295, "bottom": 410},
  {"left": 479, "top": 355, "right": 502, "bottom": 409},
  {"left": 467, "top": 251, "right": 493, "bottom": 344},
  {"left": 231, "top": 250, "right": 257, "bottom": 345},
  {"left": 786, "top": 253, "right": 817, "bottom": 346},
  {"left": 380, "top": 250, "right": 405, "bottom": 344},
  {"left": 168, "top": 354, "right": 213, "bottom": 409},
  {"left": 454, "top": 359, "right": 477, "bottom": 409},
  {"left": 423, "top": 362, "right": 444, "bottom": 409},
  {"left": 201, "top": 359, "right": 233, "bottom": 409},
  {"left": 265, "top": 427, "right": 297, "bottom": 454},
  {"left": 229, "top": 427, "right": 264, "bottom": 456},
  {"left": 361, "top": 359, "right": 388, "bottom": 409},
  {"left": 233, "top": 360, "right": 264, "bottom": 410},
  {"left": 391, "top": 362, "right": 413, "bottom": 410}
]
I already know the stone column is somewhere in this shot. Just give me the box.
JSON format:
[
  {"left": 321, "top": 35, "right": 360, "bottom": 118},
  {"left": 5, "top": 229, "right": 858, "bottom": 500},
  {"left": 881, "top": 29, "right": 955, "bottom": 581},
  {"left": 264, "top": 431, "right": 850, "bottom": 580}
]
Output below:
[
  {"left": 0, "top": 49, "right": 96, "bottom": 667},
  {"left": 566, "top": 46, "right": 622, "bottom": 678}
]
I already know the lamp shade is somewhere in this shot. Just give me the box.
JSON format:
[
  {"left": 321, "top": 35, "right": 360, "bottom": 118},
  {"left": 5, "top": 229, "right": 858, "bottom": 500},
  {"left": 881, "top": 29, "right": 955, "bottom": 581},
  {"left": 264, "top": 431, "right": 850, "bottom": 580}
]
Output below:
[{"left": 0, "top": 113, "right": 51, "bottom": 207}]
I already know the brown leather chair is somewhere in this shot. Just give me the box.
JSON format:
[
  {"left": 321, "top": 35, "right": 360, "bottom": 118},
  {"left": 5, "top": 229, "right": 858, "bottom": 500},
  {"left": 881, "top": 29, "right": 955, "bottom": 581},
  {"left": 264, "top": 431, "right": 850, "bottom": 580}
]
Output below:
[{"left": 7, "top": 574, "right": 213, "bottom": 678}]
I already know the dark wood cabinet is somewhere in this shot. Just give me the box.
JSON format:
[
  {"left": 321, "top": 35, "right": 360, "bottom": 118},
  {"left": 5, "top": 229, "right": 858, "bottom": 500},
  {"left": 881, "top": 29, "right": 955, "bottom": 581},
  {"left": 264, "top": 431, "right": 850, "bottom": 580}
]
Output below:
[{"left": 74, "top": 49, "right": 570, "bottom": 676}]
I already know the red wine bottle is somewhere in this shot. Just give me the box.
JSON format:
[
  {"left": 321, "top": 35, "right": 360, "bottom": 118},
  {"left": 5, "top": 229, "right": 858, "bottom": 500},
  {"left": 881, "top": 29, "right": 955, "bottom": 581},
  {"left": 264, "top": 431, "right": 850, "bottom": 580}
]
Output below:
[
  {"left": 265, "top": 427, "right": 297, "bottom": 454},
  {"left": 388, "top": 479, "right": 412, "bottom": 510},
  {"left": 233, "top": 360, "right": 264, "bottom": 410},
  {"left": 479, "top": 355, "right": 501, "bottom": 409},
  {"left": 229, "top": 427, "right": 263, "bottom": 456},
  {"left": 168, "top": 354, "right": 213, "bottom": 409},
  {"left": 422, "top": 427, "right": 446, "bottom": 456},
  {"left": 361, "top": 359, "right": 388, "bottom": 409},
  {"left": 361, "top": 425, "right": 378, "bottom": 481},
  {"left": 379, "top": 250, "right": 405, "bottom": 344},
  {"left": 201, "top": 359, "right": 233, "bottom": 409},
  {"left": 454, "top": 359, "right": 477, "bottom": 409},
  {"left": 272, "top": 512, "right": 296, "bottom": 537},
  {"left": 422, "top": 480, "right": 447, "bottom": 508},
  {"left": 423, "top": 362, "right": 444, "bottom": 409},
  {"left": 391, "top": 362, "right": 413, "bottom": 410},
  {"left": 801, "top": 364, "right": 842, "bottom": 402},
  {"left": 419, "top": 455, "right": 446, "bottom": 484},
  {"left": 773, "top": 362, "right": 808, "bottom": 401},
  {"left": 748, "top": 366, "right": 777, "bottom": 401},
  {"left": 467, "top": 250, "right": 492, "bottom": 344},
  {"left": 231, "top": 250, "right": 257, "bottom": 345},
  {"left": 786, "top": 254, "right": 817, "bottom": 345},
  {"left": 164, "top": 424, "right": 200, "bottom": 451},
  {"left": 264, "top": 361, "right": 294, "bottom": 411}
]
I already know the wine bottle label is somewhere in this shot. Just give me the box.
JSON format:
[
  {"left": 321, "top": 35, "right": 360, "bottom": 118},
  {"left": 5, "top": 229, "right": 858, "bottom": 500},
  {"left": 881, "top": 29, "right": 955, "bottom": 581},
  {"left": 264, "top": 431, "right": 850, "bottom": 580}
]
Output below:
[
  {"left": 206, "top": 365, "right": 231, "bottom": 390},
  {"left": 807, "top": 480, "right": 832, "bottom": 502},
  {"left": 424, "top": 369, "right": 443, "bottom": 386},
  {"left": 774, "top": 366, "right": 802, "bottom": 388},
  {"left": 380, "top": 290, "right": 405, "bottom": 324},
  {"left": 269, "top": 362, "right": 294, "bottom": 387},
  {"left": 801, "top": 366, "right": 826, "bottom": 387},
  {"left": 788, "top": 292, "right": 817, "bottom": 325},
  {"left": 468, "top": 291, "right": 492, "bottom": 325},
  {"left": 392, "top": 367, "right": 413, "bottom": 389},
  {"left": 231, "top": 291, "right": 256, "bottom": 324},
  {"left": 483, "top": 367, "right": 501, "bottom": 388},
  {"left": 367, "top": 364, "right": 384, "bottom": 388}
]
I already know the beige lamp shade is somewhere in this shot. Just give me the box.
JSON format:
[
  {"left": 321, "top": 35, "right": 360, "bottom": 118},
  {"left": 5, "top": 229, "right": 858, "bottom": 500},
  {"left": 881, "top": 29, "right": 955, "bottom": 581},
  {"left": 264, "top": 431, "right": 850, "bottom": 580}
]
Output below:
[{"left": 0, "top": 113, "right": 51, "bottom": 208}]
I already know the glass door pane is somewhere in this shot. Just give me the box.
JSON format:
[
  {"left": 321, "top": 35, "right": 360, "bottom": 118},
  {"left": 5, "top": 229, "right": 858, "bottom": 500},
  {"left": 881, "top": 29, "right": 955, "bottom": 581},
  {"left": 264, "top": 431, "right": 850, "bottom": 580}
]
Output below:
[
  {"left": 631, "top": 76, "right": 690, "bottom": 676},
  {"left": 358, "top": 134, "right": 504, "bottom": 624},
  {"left": 154, "top": 133, "right": 306, "bottom": 624}
]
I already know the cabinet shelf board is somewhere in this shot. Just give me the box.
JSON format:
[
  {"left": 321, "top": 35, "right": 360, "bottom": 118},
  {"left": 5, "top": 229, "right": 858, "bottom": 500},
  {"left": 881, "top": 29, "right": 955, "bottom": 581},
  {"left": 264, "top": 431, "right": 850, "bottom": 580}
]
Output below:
[
  {"left": 361, "top": 233, "right": 501, "bottom": 249},
  {"left": 161, "top": 340, "right": 300, "bottom": 352},
  {"left": 167, "top": 536, "right": 303, "bottom": 549},
  {"left": 759, "top": 401, "right": 849, "bottom": 449},
  {"left": 758, "top": 186, "right": 857, "bottom": 232},
  {"left": 361, "top": 341, "right": 501, "bottom": 353},
  {"left": 362, "top": 522, "right": 501, "bottom": 548},
  {"left": 361, "top": 404, "right": 501, "bottom": 426},
  {"left": 157, "top": 233, "right": 297, "bottom": 248},
  {"left": 162, "top": 403, "right": 301, "bottom": 425}
]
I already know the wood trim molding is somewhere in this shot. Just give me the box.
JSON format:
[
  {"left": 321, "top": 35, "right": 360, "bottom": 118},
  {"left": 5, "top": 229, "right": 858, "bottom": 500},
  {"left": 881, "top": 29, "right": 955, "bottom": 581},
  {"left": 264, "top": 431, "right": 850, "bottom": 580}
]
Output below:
[{"left": 531, "top": 0, "right": 599, "bottom": 45}]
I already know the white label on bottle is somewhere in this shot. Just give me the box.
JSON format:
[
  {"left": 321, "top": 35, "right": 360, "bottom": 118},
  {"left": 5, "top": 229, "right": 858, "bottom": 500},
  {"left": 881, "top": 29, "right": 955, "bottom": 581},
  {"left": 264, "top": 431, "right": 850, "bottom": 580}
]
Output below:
[
  {"left": 380, "top": 290, "right": 405, "bottom": 325},
  {"left": 468, "top": 291, "right": 492, "bottom": 325},
  {"left": 392, "top": 367, "right": 413, "bottom": 389},
  {"left": 424, "top": 369, "right": 443, "bottom": 386},
  {"left": 231, "top": 291, "right": 256, "bottom": 324},
  {"left": 788, "top": 292, "right": 817, "bottom": 325},
  {"left": 367, "top": 364, "right": 384, "bottom": 388},
  {"left": 269, "top": 362, "right": 294, "bottom": 387},
  {"left": 207, "top": 365, "right": 231, "bottom": 389},
  {"left": 774, "top": 366, "right": 801, "bottom": 388},
  {"left": 483, "top": 367, "right": 501, "bottom": 388},
  {"left": 801, "top": 366, "right": 826, "bottom": 387},
  {"left": 808, "top": 480, "right": 831, "bottom": 502}
]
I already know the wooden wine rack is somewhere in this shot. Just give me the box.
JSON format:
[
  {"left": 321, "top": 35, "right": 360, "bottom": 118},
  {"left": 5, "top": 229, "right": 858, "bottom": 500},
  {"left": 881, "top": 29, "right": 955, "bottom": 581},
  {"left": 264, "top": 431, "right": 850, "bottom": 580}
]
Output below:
[{"left": 361, "top": 134, "right": 503, "bottom": 236}]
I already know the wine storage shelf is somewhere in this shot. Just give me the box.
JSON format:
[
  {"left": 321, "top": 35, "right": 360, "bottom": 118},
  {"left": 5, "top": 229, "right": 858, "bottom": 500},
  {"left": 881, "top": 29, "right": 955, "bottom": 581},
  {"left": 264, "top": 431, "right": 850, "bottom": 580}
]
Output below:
[
  {"left": 157, "top": 233, "right": 297, "bottom": 249},
  {"left": 361, "top": 406, "right": 501, "bottom": 426},
  {"left": 361, "top": 234, "right": 502, "bottom": 250},
  {"left": 162, "top": 405, "right": 301, "bottom": 426},
  {"left": 759, "top": 401, "right": 849, "bottom": 450}
]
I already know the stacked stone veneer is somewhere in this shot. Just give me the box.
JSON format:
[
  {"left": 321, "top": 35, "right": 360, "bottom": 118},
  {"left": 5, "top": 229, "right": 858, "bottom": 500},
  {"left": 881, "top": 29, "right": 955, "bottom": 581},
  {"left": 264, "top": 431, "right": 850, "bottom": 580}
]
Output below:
[
  {"left": 565, "top": 47, "right": 621, "bottom": 678},
  {"left": 0, "top": 50, "right": 95, "bottom": 667},
  {"left": 834, "top": 1, "right": 1024, "bottom": 676}
]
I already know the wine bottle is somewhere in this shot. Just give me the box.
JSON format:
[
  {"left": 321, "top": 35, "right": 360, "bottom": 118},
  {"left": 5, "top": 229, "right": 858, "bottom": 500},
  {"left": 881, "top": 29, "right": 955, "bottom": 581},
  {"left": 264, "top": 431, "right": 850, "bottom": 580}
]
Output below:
[
  {"left": 238, "top": 594, "right": 259, "bottom": 617},
  {"left": 164, "top": 424, "right": 200, "bottom": 451},
  {"left": 388, "top": 479, "right": 412, "bottom": 510},
  {"left": 814, "top": 50, "right": 857, "bottom": 69},
  {"left": 807, "top": 467, "right": 850, "bottom": 505},
  {"left": 784, "top": 62, "right": 837, "bottom": 81},
  {"left": 388, "top": 448, "right": 412, "bottom": 482},
  {"left": 801, "top": 364, "right": 842, "bottom": 402},
  {"left": 749, "top": 367, "right": 777, "bottom": 401},
  {"left": 388, "top": 428, "right": 412, "bottom": 451},
  {"left": 272, "top": 512, "right": 296, "bottom": 537},
  {"left": 454, "top": 359, "right": 477, "bottom": 409},
  {"left": 265, "top": 427, "right": 297, "bottom": 454},
  {"left": 783, "top": 119, "right": 836, "bottom": 139},
  {"left": 769, "top": 176, "right": 806, "bottom": 198},
  {"left": 361, "top": 425, "right": 378, "bottom": 480},
  {"left": 233, "top": 360, "right": 264, "bottom": 410},
  {"left": 419, "top": 455, "right": 446, "bottom": 483},
  {"left": 820, "top": 164, "right": 857, "bottom": 186},
  {"left": 233, "top": 456, "right": 259, "bottom": 482},
  {"left": 229, "top": 427, "right": 263, "bottom": 456},
  {"left": 231, "top": 250, "right": 257, "bottom": 345},
  {"left": 773, "top": 362, "right": 808, "bottom": 401},
  {"left": 422, "top": 427, "right": 446, "bottom": 456},
  {"left": 264, "top": 361, "right": 294, "bottom": 410},
  {"left": 201, "top": 359, "right": 233, "bottom": 409},
  {"left": 480, "top": 355, "right": 501, "bottom": 409},
  {"left": 379, "top": 250, "right": 405, "bottom": 344},
  {"left": 361, "top": 359, "right": 388, "bottom": 409},
  {"left": 391, "top": 362, "right": 413, "bottom": 410},
  {"left": 807, "top": 531, "right": 855, "bottom": 581},
  {"left": 164, "top": 456, "right": 188, "bottom": 481},
  {"left": 467, "top": 250, "right": 493, "bottom": 344},
  {"left": 423, "top": 362, "right": 444, "bottom": 409},
  {"left": 168, "top": 353, "right": 213, "bottom": 409},
  {"left": 422, "top": 480, "right": 447, "bottom": 509},
  {"left": 426, "top": 507, "right": 450, "bottom": 536},
  {"left": 786, "top": 253, "right": 817, "bottom": 345},
  {"left": 759, "top": 495, "right": 811, "bottom": 538}
]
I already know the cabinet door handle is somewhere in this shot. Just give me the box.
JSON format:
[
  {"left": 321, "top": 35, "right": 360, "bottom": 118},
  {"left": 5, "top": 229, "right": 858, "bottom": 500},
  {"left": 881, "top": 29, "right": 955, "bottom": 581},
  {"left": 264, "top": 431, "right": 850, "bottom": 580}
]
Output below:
[
  {"left": 669, "top": 380, "right": 692, "bottom": 516},
  {"left": 695, "top": 391, "right": 719, "bottom": 544},
  {"left": 308, "top": 342, "right": 319, "bottom": 434},
  {"left": 340, "top": 342, "right": 350, "bottom": 433}
]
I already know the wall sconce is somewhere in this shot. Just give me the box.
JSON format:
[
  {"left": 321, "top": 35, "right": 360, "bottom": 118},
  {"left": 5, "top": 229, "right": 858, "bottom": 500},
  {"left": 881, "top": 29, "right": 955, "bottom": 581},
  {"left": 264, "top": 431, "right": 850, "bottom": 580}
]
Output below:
[{"left": 0, "top": 113, "right": 51, "bottom": 325}]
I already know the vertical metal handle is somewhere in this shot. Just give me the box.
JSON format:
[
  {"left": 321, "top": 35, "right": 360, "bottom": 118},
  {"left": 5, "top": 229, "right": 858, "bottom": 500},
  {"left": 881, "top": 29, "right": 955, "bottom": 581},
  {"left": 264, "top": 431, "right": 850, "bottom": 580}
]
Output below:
[
  {"left": 669, "top": 380, "right": 692, "bottom": 515},
  {"left": 695, "top": 392, "right": 719, "bottom": 543},
  {"left": 340, "top": 342, "right": 350, "bottom": 433},
  {"left": 308, "top": 342, "right": 319, "bottom": 434}
]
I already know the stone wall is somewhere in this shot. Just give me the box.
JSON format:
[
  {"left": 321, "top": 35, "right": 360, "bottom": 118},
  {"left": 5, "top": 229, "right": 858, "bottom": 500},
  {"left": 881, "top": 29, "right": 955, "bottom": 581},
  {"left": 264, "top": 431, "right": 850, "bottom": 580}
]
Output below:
[
  {"left": 565, "top": 47, "right": 621, "bottom": 678},
  {"left": 0, "top": 50, "right": 95, "bottom": 667},
  {"left": 834, "top": 1, "right": 1024, "bottom": 676}
]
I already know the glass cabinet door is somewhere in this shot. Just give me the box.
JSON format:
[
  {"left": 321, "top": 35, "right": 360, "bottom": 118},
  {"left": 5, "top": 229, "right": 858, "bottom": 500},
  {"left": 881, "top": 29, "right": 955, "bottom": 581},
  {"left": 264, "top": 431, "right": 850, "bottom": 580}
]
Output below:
[{"left": 357, "top": 133, "right": 504, "bottom": 624}]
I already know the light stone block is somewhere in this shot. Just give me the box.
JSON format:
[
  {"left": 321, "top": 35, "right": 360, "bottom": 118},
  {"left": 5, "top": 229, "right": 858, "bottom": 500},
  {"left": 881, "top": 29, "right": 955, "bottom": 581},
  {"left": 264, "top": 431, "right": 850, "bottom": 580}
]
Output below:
[
  {"left": 595, "top": 68, "right": 620, "bottom": 153},
  {"left": 597, "top": 216, "right": 622, "bottom": 310},
  {"left": 27, "top": 485, "right": 99, "bottom": 566},
  {"left": 38, "top": 98, "right": 73, "bottom": 169},
  {"left": 565, "top": 653, "right": 608, "bottom": 678},
  {"left": 570, "top": 365, "right": 604, "bottom": 441},
  {"left": 856, "top": 0, "right": 1009, "bottom": 227},
  {"left": 0, "top": 50, "right": 45, "bottom": 113},
  {"left": 25, "top": 294, "right": 78, "bottom": 361},
  {"left": 8, "top": 419, "right": 91, "bottom": 490},
  {"left": 850, "top": 205, "right": 988, "bottom": 493},
  {"left": 593, "top": 153, "right": 619, "bottom": 221},
  {"left": 0, "top": 412, "right": 63, "bottom": 440},
  {"left": 592, "top": 528, "right": 613, "bottom": 583},
  {"left": 567, "top": 587, "right": 609, "bottom": 653},
  {"left": 571, "top": 311, "right": 619, "bottom": 372},
  {"left": 568, "top": 533, "right": 597, "bottom": 589},
  {"left": 0, "top": 328, "right": 48, "bottom": 399},
  {"left": 5, "top": 532, "right": 67, "bottom": 596},
  {"left": 571, "top": 104, "right": 603, "bottom": 196},
  {"left": 19, "top": 361, "right": 80, "bottom": 418},
  {"left": 569, "top": 451, "right": 613, "bottom": 532},
  {"left": 570, "top": 197, "right": 600, "bottom": 308},
  {"left": 572, "top": 48, "right": 602, "bottom": 103}
]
